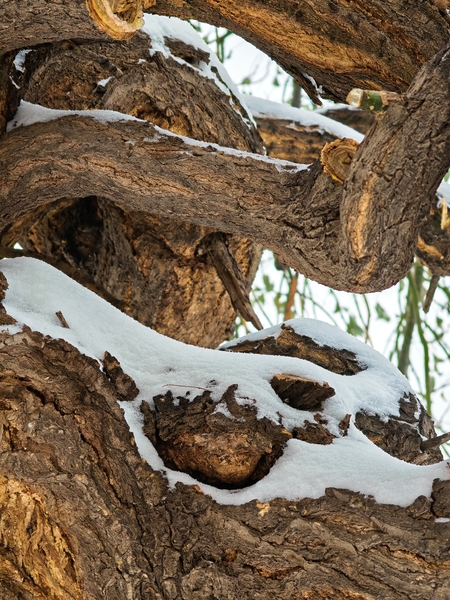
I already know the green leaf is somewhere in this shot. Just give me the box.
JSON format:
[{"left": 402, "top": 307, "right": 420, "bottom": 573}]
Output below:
[
  {"left": 346, "top": 316, "right": 364, "bottom": 337},
  {"left": 375, "top": 303, "right": 390, "bottom": 322}
]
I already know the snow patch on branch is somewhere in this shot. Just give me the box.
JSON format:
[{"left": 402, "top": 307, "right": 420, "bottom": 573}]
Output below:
[
  {"left": 6, "top": 101, "right": 145, "bottom": 132},
  {"left": 244, "top": 95, "right": 364, "bottom": 143},
  {"left": 13, "top": 49, "right": 32, "bottom": 73},
  {"left": 141, "top": 15, "right": 256, "bottom": 129},
  {"left": 1, "top": 257, "right": 448, "bottom": 508},
  {"left": 6, "top": 101, "right": 308, "bottom": 173}
]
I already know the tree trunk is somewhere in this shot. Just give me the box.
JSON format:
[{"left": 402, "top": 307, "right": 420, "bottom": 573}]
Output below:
[
  {"left": 2, "top": 2, "right": 450, "bottom": 599},
  {"left": 1, "top": 271, "right": 450, "bottom": 599}
]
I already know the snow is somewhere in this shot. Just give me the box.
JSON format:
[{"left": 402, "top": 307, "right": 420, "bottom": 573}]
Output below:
[
  {"left": 96, "top": 76, "right": 113, "bottom": 87},
  {"left": 0, "top": 257, "right": 448, "bottom": 507},
  {"left": 243, "top": 95, "right": 364, "bottom": 143},
  {"left": 6, "top": 101, "right": 145, "bottom": 132},
  {"left": 437, "top": 180, "right": 450, "bottom": 208},
  {"left": 13, "top": 49, "right": 32, "bottom": 73},
  {"left": 140, "top": 15, "right": 255, "bottom": 128},
  {"left": 6, "top": 101, "right": 308, "bottom": 173}
]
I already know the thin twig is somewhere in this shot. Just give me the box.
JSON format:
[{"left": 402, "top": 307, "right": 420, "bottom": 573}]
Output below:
[{"left": 423, "top": 274, "right": 440, "bottom": 313}]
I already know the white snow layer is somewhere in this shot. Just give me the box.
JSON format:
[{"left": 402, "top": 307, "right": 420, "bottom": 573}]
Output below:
[
  {"left": 243, "top": 95, "right": 364, "bottom": 143},
  {"left": 141, "top": 14, "right": 255, "bottom": 127},
  {"left": 7, "top": 101, "right": 308, "bottom": 173},
  {"left": 0, "top": 257, "right": 448, "bottom": 507},
  {"left": 6, "top": 101, "right": 145, "bottom": 132}
]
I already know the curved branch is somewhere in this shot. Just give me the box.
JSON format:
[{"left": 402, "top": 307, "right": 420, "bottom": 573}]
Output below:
[
  {"left": 2, "top": 1, "right": 449, "bottom": 103},
  {"left": 2, "top": 41, "right": 450, "bottom": 293},
  {"left": 0, "top": 0, "right": 143, "bottom": 55},
  {"left": 146, "top": 0, "right": 450, "bottom": 102},
  {"left": 252, "top": 101, "right": 450, "bottom": 278},
  {"left": 341, "top": 41, "right": 450, "bottom": 288}
]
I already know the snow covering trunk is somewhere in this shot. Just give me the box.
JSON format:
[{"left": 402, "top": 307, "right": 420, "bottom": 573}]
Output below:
[
  {"left": 2, "top": 2, "right": 450, "bottom": 598},
  {"left": 1, "top": 261, "right": 450, "bottom": 599}
]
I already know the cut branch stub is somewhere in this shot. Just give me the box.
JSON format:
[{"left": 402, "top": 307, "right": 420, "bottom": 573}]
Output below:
[
  {"left": 144, "top": 385, "right": 292, "bottom": 488},
  {"left": 86, "top": 0, "right": 144, "bottom": 40},
  {"left": 320, "top": 137, "right": 359, "bottom": 184},
  {"left": 271, "top": 374, "right": 335, "bottom": 411}
]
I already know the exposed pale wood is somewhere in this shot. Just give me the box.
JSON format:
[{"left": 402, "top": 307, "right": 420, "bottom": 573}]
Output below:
[
  {"left": 0, "top": 0, "right": 139, "bottom": 55},
  {"left": 147, "top": 0, "right": 450, "bottom": 103}
]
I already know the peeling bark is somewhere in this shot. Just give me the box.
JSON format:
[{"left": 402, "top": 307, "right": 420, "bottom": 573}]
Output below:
[
  {"left": 2, "top": 1, "right": 450, "bottom": 105},
  {"left": 146, "top": 0, "right": 450, "bottom": 103},
  {"left": 0, "top": 0, "right": 141, "bottom": 55}
]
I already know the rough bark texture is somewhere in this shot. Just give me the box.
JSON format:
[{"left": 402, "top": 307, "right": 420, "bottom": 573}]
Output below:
[
  {"left": 1, "top": 283, "right": 449, "bottom": 600},
  {"left": 3, "top": 1, "right": 450, "bottom": 104},
  {"left": 224, "top": 324, "right": 443, "bottom": 466},
  {"left": 147, "top": 0, "right": 450, "bottom": 103},
  {"left": 254, "top": 109, "right": 450, "bottom": 277},
  {"left": 3, "top": 2, "right": 450, "bottom": 598},
  {"left": 0, "top": 31, "right": 264, "bottom": 346},
  {"left": 0, "top": 0, "right": 141, "bottom": 55}
]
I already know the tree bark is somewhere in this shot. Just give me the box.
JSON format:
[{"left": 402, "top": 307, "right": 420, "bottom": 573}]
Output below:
[
  {"left": 3, "top": 4, "right": 450, "bottom": 599},
  {"left": 146, "top": 0, "right": 450, "bottom": 103},
  {"left": 252, "top": 105, "right": 450, "bottom": 278},
  {"left": 1, "top": 275, "right": 450, "bottom": 600},
  {"left": 2, "top": 1, "right": 450, "bottom": 104},
  {"left": 0, "top": 0, "right": 142, "bottom": 55},
  {"left": 0, "top": 31, "right": 264, "bottom": 346},
  {"left": 3, "top": 33, "right": 450, "bottom": 294}
]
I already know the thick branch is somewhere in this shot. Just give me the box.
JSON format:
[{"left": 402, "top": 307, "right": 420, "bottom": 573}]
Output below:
[
  {"left": 2, "top": 48, "right": 450, "bottom": 294},
  {"left": 341, "top": 42, "right": 450, "bottom": 288},
  {"left": 146, "top": 0, "right": 450, "bottom": 102},
  {"left": 253, "top": 108, "right": 450, "bottom": 277},
  {"left": 0, "top": 116, "right": 349, "bottom": 289},
  {"left": 2, "top": 1, "right": 450, "bottom": 104},
  {"left": 0, "top": 31, "right": 264, "bottom": 346},
  {"left": 0, "top": 0, "right": 143, "bottom": 55}
]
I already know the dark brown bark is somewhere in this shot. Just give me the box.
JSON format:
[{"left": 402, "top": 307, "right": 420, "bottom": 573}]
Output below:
[
  {"left": 146, "top": 0, "right": 450, "bottom": 103},
  {"left": 0, "top": 31, "right": 264, "bottom": 346},
  {"left": 224, "top": 323, "right": 443, "bottom": 466},
  {"left": 1, "top": 281, "right": 449, "bottom": 599},
  {"left": 2, "top": 5, "right": 450, "bottom": 599},
  {"left": 2, "top": 35, "right": 450, "bottom": 293},
  {"left": 2, "top": 1, "right": 450, "bottom": 105},
  {"left": 254, "top": 108, "right": 450, "bottom": 278},
  {"left": 0, "top": 0, "right": 142, "bottom": 55}
]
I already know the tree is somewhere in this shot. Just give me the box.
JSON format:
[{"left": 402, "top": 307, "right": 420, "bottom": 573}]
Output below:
[{"left": 1, "top": 1, "right": 450, "bottom": 598}]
